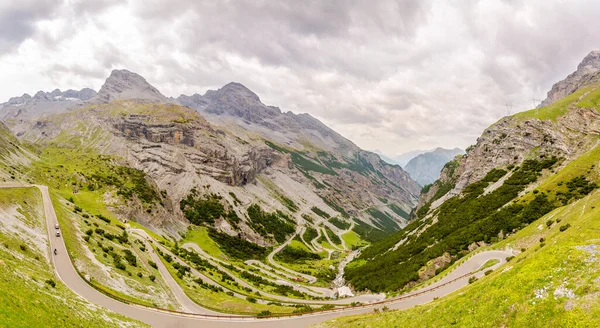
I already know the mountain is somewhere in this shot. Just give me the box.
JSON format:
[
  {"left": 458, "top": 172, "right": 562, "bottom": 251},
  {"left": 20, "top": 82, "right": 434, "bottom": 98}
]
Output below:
[
  {"left": 403, "top": 147, "right": 464, "bottom": 186},
  {"left": 372, "top": 150, "right": 402, "bottom": 166},
  {"left": 89, "top": 69, "right": 168, "bottom": 104},
  {"left": 0, "top": 88, "right": 96, "bottom": 121},
  {"left": 538, "top": 50, "right": 600, "bottom": 108},
  {"left": 343, "top": 50, "right": 600, "bottom": 294},
  {"left": 392, "top": 149, "right": 430, "bottom": 167},
  {"left": 2, "top": 69, "right": 420, "bottom": 245}
]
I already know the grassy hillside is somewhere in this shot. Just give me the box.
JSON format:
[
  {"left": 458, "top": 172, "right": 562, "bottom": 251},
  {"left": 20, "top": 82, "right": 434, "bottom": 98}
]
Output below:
[
  {"left": 318, "top": 141, "right": 600, "bottom": 327},
  {"left": 316, "top": 188, "right": 600, "bottom": 328},
  {"left": 345, "top": 157, "right": 577, "bottom": 292},
  {"left": 0, "top": 187, "right": 146, "bottom": 327},
  {"left": 513, "top": 83, "right": 600, "bottom": 122}
]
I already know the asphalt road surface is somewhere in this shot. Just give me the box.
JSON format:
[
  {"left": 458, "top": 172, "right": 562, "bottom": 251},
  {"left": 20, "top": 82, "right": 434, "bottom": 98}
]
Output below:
[{"left": 7, "top": 184, "right": 511, "bottom": 328}]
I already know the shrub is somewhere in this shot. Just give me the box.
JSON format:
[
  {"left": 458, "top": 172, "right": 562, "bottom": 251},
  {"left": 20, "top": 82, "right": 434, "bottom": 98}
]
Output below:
[
  {"left": 484, "top": 269, "right": 493, "bottom": 276},
  {"left": 559, "top": 223, "right": 571, "bottom": 232},
  {"left": 257, "top": 310, "right": 272, "bottom": 318},
  {"left": 539, "top": 238, "right": 545, "bottom": 243},
  {"left": 19, "top": 245, "right": 26, "bottom": 251},
  {"left": 45, "top": 279, "right": 56, "bottom": 288},
  {"left": 148, "top": 260, "right": 157, "bottom": 269},
  {"left": 506, "top": 256, "right": 515, "bottom": 262},
  {"left": 546, "top": 220, "right": 554, "bottom": 228},
  {"left": 149, "top": 275, "right": 156, "bottom": 282},
  {"left": 246, "top": 296, "right": 257, "bottom": 303},
  {"left": 468, "top": 276, "right": 477, "bottom": 284},
  {"left": 115, "top": 262, "right": 126, "bottom": 270},
  {"left": 83, "top": 235, "right": 90, "bottom": 242},
  {"left": 85, "top": 229, "right": 93, "bottom": 236},
  {"left": 97, "top": 214, "right": 111, "bottom": 224},
  {"left": 137, "top": 272, "right": 143, "bottom": 278}
]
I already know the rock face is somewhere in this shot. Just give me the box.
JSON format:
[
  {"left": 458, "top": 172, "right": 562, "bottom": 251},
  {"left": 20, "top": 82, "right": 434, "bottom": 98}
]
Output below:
[
  {"left": 539, "top": 50, "right": 600, "bottom": 108},
  {"left": 111, "top": 111, "right": 278, "bottom": 186},
  {"left": 404, "top": 147, "right": 464, "bottom": 186},
  {"left": 3, "top": 69, "right": 421, "bottom": 239},
  {"left": 90, "top": 69, "right": 168, "bottom": 104},
  {"left": 177, "top": 81, "right": 421, "bottom": 226},
  {"left": 418, "top": 51, "right": 600, "bottom": 212}
]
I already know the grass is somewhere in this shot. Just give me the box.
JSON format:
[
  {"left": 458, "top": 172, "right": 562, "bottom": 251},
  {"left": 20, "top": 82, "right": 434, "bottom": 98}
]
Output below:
[
  {"left": 290, "top": 239, "right": 313, "bottom": 253},
  {"left": 316, "top": 167, "right": 600, "bottom": 328},
  {"left": 154, "top": 246, "right": 297, "bottom": 315},
  {"left": 183, "top": 226, "right": 227, "bottom": 260},
  {"left": 477, "top": 259, "right": 499, "bottom": 272},
  {"left": 341, "top": 231, "right": 368, "bottom": 249},
  {"left": 0, "top": 187, "right": 146, "bottom": 328},
  {"left": 513, "top": 84, "right": 600, "bottom": 122},
  {"left": 50, "top": 191, "right": 180, "bottom": 309}
]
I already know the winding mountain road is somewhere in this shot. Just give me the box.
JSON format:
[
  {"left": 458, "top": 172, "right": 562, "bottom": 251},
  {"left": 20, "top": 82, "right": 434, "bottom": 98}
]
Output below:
[{"left": 9, "top": 183, "right": 512, "bottom": 328}]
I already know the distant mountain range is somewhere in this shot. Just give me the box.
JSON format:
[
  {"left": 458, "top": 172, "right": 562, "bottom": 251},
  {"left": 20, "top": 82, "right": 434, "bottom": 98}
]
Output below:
[{"left": 403, "top": 147, "right": 464, "bottom": 186}]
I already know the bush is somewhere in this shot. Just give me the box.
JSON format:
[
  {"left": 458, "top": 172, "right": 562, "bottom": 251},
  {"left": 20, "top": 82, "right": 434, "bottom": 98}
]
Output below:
[
  {"left": 559, "top": 223, "right": 571, "bottom": 232},
  {"left": 123, "top": 249, "right": 137, "bottom": 267},
  {"left": 506, "top": 256, "right": 515, "bottom": 262},
  {"left": 83, "top": 235, "right": 90, "bottom": 242},
  {"left": 246, "top": 296, "right": 257, "bottom": 303},
  {"left": 115, "top": 262, "right": 126, "bottom": 270},
  {"left": 546, "top": 220, "right": 554, "bottom": 228},
  {"left": 137, "top": 272, "right": 143, "bottom": 278},
  {"left": 149, "top": 275, "right": 156, "bottom": 282},
  {"left": 484, "top": 269, "right": 493, "bottom": 276},
  {"left": 468, "top": 276, "right": 477, "bottom": 284},
  {"left": 45, "top": 279, "right": 56, "bottom": 288},
  {"left": 97, "top": 214, "right": 111, "bottom": 224},
  {"left": 19, "top": 245, "right": 26, "bottom": 251},
  {"left": 148, "top": 260, "right": 157, "bottom": 269},
  {"left": 85, "top": 229, "right": 93, "bottom": 236},
  {"left": 257, "top": 310, "right": 272, "bottom": 318}
]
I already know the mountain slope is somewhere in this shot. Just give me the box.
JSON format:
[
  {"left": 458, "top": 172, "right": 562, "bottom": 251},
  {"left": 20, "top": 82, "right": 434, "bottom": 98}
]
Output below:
[
  {"left": 343, "top": 50, "right": 600, "bottom": 294},
  {"left": 2, "top": 70, "right": 420, "bottom": 246},
  {"left": 404, "top": 147, "right": 464, "bottom": 186}
]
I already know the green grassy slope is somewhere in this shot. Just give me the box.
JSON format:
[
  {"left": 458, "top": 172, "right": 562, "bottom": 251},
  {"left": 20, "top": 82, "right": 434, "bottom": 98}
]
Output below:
[
  {"left": 317, "top": 141, "right": 600, "bottom": 327},
  {"left": 316, "top": 188, "right": 600, "bottom": 328},
  {"left": 0, "top": 187, "right": 146, "bottom": 328}
]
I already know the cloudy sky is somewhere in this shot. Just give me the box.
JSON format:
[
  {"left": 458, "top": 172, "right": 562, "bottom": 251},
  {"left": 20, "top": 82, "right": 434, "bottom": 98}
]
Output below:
[{"left": 1, "top": 0, "right": 600, "bottom": 156}]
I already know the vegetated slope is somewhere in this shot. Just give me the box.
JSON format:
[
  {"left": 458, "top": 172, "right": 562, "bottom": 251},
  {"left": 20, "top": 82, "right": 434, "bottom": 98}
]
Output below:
[
  {"left": 3, "top": 69, "right": 420, "bottom": 246},
  {"left": 317, "top": 146, "right": 600, "bottom": 327},
  {"left": 345, "top": 50, "right": 600, "bottom": 293},
  {"left": 0, "top": 121, "right": 35, "bottom": 182},
  {"left": 404, "top": 147, "right": 464, "bottom": 186},
  {"left": 0, "top": 187, "right": 146, "bottom": 328}
]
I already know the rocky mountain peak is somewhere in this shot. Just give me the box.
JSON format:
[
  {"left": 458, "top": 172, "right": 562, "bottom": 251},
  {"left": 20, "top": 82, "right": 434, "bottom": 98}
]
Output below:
[
  {"left": 539, "top": 50, "right": 600, "bottom": 108},
  {"left": 216, "top": 82, "right": 261, "bottom": 101},
  {"left": 577, "top": 50, "right": 600, "bottom": 72},
  {"left": 90, "top": 69, "right": 167, "bottom": 104}
]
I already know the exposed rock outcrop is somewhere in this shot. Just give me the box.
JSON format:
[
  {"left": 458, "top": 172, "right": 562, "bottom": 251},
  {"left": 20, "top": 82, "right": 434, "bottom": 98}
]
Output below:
[{"left": 539, "top": 50, "right": 600, "bottom": 108}]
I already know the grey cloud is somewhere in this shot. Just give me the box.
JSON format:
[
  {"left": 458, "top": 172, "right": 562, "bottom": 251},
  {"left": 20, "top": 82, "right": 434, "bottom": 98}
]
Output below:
[
  {"left": 0, "top": 0, "right": 57, "bottom": 54},
  {"left": 3, "top": 0, "right": 600, "bottom": 155}
]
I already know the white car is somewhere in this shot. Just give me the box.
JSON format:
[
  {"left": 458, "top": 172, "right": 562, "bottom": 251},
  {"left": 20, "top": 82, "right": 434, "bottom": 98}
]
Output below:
[
  {"left": 56, "top": 231, "right": 60, "bottom": 237},
  {"left": 55, "top": 224, "right": 59, "bottom": 229}
]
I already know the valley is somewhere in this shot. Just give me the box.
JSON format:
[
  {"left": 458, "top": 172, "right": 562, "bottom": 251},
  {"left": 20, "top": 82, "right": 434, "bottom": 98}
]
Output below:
[{"left": 1, "top": 46, "right": 600, "bottom": 328}]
